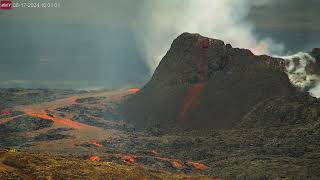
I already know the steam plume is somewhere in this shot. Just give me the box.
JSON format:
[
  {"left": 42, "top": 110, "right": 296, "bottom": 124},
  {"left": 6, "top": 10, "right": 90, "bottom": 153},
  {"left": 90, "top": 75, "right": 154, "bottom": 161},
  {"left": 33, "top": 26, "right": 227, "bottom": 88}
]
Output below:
[
  {"left": 134, "top": 0, "right": 284, "bottom": 70},
  {"left": 283, "top": 53, "right": 320, "bottom": 98}
]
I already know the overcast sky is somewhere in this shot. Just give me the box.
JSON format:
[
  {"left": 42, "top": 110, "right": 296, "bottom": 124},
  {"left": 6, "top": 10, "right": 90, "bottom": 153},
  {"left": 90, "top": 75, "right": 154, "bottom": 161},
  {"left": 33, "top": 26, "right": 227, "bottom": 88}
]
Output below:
[{"left": 0, "top": 0, "right": 319, "bottom": 89}]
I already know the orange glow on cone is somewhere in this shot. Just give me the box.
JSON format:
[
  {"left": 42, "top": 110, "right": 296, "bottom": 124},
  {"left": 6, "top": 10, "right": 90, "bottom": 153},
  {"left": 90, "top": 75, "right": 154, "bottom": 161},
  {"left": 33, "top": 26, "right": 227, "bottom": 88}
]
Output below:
[
  {"left": 180, "top": 39, "right": 208, "bottom": 120},
  {"left": 128, "top": 88, "right": 140, "bottom": 93}
]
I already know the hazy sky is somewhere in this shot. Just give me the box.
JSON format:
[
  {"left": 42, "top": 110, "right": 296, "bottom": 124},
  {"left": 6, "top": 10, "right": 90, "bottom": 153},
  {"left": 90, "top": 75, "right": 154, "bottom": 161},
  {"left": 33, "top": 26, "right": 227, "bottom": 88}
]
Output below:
[
  {"left": 0, "top": 0, "right": 319, "bottom": 89},
  {"left": 249, "top": 0, "right": 320, "bottom": 53}
]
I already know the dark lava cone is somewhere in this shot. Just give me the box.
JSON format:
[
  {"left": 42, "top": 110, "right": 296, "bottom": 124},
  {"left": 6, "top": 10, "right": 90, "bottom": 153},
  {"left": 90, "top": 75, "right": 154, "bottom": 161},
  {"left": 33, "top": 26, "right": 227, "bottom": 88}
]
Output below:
[{"left": 121, "top": 33, "right": 300, "bottom": 129}]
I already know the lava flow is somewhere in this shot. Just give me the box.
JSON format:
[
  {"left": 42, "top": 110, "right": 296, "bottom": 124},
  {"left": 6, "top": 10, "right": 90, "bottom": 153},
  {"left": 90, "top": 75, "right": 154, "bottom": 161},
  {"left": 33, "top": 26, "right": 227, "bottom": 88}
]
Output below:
[
  {"left": 188, "top": 161, "right": 209, "bottom": 170},
  {"left": 180, "top": 39, "right": 208, "bottom": 120},
  {"left": 90, "top": 156, "right": 101, "bottom": 161},
  {"left": 128, "top": 88, "right": 140, "bottom": 93},
  {"left": 23, "top": 108, "right": 87, "bottom": 129},
  {"left": 180, "top": 83, "right": 205, "bottom": 120},
  {"left": 155, "top": 156, "right": 187, "bottom": 169},
  {"left": 117, "top": 154, "right": 138, "bottom": 164},
  {"left": 90, "top": 139, "right": 104, "bottom": 148},
  {"left": 171, "top": 160, "right": 184, "bottom": 169}
]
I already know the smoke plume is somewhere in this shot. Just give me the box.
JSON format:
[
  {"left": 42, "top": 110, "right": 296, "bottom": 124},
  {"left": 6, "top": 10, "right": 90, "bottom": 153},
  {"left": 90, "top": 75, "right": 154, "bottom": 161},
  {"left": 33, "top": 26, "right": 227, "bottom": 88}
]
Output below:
[
  {"left": 134, "top": 0, "right": 284, "bottom": 70},
  {"left": 283, "top": 53, "right": 320, "bottom": 98}
]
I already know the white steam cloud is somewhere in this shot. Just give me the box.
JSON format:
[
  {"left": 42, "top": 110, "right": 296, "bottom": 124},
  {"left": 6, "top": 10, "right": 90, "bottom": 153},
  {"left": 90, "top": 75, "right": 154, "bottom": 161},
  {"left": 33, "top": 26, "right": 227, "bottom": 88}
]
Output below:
[
  {"left": 283, "top": 53, "right": 320, "bottom": 98},
  {"left": 134, "top": 0, "right": 284, "bottom": 70}
]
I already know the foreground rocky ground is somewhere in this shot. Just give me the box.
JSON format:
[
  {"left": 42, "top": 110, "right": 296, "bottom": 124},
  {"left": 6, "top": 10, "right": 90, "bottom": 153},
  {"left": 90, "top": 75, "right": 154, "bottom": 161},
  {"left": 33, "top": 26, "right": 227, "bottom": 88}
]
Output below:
[
  {"left": 0, "top": 88, "right": 213, "bottom": 179},
  {"left": 0, "top": 151, "right": 210, "bottom": 180},
  {"left": 0, "top": 88, "right": 319, "bottom": 179}
]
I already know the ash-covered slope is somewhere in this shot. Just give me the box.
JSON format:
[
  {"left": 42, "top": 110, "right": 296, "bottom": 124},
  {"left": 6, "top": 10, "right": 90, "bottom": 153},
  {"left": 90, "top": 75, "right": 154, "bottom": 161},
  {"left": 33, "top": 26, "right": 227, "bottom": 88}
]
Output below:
[{"left": 121, "top": 33, "right": 300, "bottom": 129}]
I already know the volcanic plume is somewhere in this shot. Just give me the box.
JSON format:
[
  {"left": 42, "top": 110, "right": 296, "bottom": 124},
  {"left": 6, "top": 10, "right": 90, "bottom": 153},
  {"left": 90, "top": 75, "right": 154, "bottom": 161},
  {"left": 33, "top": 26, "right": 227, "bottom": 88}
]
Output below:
[{"left": 282, "top": 48, "right": 320, "bottom": 98}]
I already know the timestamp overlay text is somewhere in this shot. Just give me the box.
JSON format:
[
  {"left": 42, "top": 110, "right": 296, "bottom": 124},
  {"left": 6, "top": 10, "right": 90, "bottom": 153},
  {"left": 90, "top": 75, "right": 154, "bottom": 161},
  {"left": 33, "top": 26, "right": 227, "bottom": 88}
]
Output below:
[{"left": 11, "top": 0, "right": 62, "bottom": 9}]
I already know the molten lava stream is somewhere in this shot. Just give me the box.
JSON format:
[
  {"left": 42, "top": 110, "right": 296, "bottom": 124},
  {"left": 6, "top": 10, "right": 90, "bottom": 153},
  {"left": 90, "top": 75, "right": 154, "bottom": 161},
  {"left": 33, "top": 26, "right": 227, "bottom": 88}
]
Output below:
[
  {"left": 117, "top": 154, "right": 138, "bottom": 164},
  {"left": 90, "top": 139, "right": 103, "bottom": 148},
  {"left": 128, "top": 88, "right": 140, "bottom": 93},
  {"left": 171, "top": 160, "right": 184, "bottom": 169},
  {"left": 180, "top": 39, "right": 208, "bottom": 120},
  {"left": 188, "top": 161, "right": 209, "bottom": 170},
  {"left": 180, "top": 83, "right": 205, "bottom": 120},
  {"left": 154, "top": 157, "right": 187, "bottom": 169},
  {"left": 23, "top": 108, "right": 87, "bottom": 129}
]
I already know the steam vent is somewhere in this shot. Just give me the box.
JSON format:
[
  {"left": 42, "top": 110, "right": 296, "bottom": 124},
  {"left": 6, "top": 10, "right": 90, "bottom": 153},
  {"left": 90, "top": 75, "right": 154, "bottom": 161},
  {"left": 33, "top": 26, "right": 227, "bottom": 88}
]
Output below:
[{"left": 121, "top": 32, "right": 314, "bottom": 129}]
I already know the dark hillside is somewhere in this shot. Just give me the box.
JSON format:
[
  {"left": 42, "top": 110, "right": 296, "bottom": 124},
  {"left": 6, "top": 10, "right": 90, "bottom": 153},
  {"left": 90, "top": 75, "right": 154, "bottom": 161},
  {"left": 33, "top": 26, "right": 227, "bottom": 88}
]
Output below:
[{"left": 121, "top": 33, "right": 298, "bottom": 129}]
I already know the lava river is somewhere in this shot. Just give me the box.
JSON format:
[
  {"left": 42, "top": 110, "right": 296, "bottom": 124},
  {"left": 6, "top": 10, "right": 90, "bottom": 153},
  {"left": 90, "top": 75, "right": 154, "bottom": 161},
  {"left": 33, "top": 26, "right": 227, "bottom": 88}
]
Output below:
[
  {"left": 22, "top": 108, "right": 87, "bottom": 129},
  {"left": 180, "top": 38, "right": 208, "bottom": 120}
]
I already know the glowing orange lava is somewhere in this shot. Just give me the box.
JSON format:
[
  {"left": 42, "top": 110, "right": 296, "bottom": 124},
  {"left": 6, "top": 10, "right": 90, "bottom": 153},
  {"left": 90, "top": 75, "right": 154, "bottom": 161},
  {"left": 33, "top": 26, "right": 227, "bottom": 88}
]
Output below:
[
  {"left": 90, "top": 139, "right": 103, "bottom": 148},
  {"left": 189, "top": 162, "right": 208, "bottom": 170},
  {"left": 90, "top": 156, "right": 101, "bottom": 161},
  {"left": 118, "top": 154, "right": 137, "bottom": 164},
  {"left": 171, "top": 160, "right": 184, "bottom": 169},
  {"left": 155, "top": 157, "right": 186, "bottom": 169},
  {"left": 23, "top": 108, "right": 87, "bottom": 129},
  {"left": 180, "top": 83, "right": 205, "bottom": 120},
  {"left": 128, "top": 88, "right": 140, "bottom": 93},
  {"left": 180, "top": 39, "right": 208, "bottom": 120}
]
